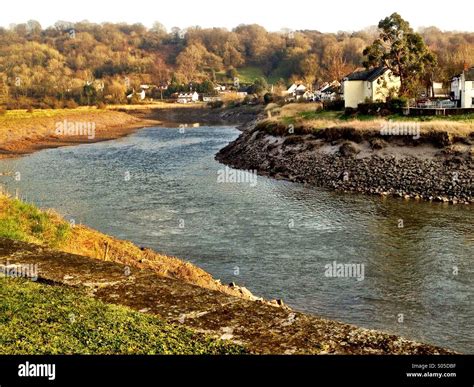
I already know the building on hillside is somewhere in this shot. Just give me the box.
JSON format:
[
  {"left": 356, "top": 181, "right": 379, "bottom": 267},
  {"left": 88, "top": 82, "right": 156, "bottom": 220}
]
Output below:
[
  {"left": 203, "top": 95, "right": 223, "bottom": 103},
  {"left": 214, "top": 84, "right": 226, "bottom": 92},
  {"left": 342, "top": 67, "right": 401, "bottom": 109},
  {"left": 318, "top": 82, "right": 342, "bottom": 102},
  {"left": 285, "top": 84, "right": 307, "bottom": 101},
  {"left": 451, "top": 67, "right": 474, "bottom": 108},
  {"left": 127, "top": 89, "right": 146, "bottom": 101},
  {"left": 176, "top": 91, "right": 199, "bottom": 104},
  {"left": 302, "top": 91, "right": 316, "bottom": 101}
]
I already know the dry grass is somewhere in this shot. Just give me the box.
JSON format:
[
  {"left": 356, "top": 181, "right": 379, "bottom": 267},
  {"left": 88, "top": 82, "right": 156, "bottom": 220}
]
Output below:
[
  {"left": 273, "top": 103, "right": 474, "bottom": 137},
  {"left": 303, "top": 118, "right": 474, "bottom": 137}
]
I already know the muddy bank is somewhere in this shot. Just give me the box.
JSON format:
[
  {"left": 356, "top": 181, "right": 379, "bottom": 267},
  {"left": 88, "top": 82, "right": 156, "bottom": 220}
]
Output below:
[
  {"left": 216, "top": 121, "right": 473, "bottom": 204},
  {"left": 0, "top": 237, "right": 456, "bottom": 354}
]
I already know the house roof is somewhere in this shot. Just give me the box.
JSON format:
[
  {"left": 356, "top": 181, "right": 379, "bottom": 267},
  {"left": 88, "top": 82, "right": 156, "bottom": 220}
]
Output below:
[
  {"left": 345, "top": 67, "right": 389, "bottom": 82},
  {"left": 323, "top": 85, "right": 341, "bottom": 94}
]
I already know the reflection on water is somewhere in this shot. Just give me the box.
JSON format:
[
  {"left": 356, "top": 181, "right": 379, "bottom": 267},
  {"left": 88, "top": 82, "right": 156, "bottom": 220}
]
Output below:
[{"left": 0, "top": 126, "right": 472, "bottom": 353}]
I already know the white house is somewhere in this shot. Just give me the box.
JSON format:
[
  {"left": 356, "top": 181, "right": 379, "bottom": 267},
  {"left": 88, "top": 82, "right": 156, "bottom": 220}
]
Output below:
[
  {"left": 177, "top": 91, "right": 199, "bottom": 104},
  {"left": 317, "top": 81, "right": 342, "bottom": 101},
  {"left": 302, "top": 91, "right": 316, "bottom": 101},
  {"left": 127, "top": 88, "right": 146, "bottom": 101},
  {"left": 285, "top": 84, "right": 307, "bottom": 101},
  {"left": 451, "top": 67, "right": 474, "bottom": 108},
  {"left": 343, "top": 67, "right": 401, "bottom": 108},
  {"left": 203, "top": 95, "right": 222, "bottom": 103},
  {"left": 214, "top": 84, "right": 226, "bottom": 92}
]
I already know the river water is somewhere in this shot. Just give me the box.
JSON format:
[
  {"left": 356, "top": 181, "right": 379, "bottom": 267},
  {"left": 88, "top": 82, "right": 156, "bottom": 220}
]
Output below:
[{"left": 0, "top": 126, "right": 472, "bottom": 353}]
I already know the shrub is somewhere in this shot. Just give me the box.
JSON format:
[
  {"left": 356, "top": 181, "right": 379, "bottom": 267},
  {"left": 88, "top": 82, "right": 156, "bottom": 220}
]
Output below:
[
  {"left": 207, "top": 100, "right": 224, "bottom": 109},
  {"left": 387, "top": 97, "right": 408, "bottom": 110},
  {"left": 64, "top": 99, "right": 79, "bottom": 109},
  {"left": 43, "top": 96, "right": 62, "bottom": 109},
  {"left": 323, "top": 99, "right": 345, "bottom": 111},
  {"left": 96, "top": 101, "right": 107, "bottom": 109},
  {"left": 344, "top": 107, "right": 357, "bottom": 116},
  {"left": 263, "top": 93, "right": 274, "bottom": 104}
]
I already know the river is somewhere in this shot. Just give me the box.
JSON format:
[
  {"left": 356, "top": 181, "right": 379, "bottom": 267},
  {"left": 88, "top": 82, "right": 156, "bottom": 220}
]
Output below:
[{"left": 0, "top": 125, "right": 472, "bottom": 353}]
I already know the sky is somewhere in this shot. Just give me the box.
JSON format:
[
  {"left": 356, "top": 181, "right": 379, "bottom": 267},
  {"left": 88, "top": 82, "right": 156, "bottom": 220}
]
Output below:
[{"left": 1, "top": 0, "right": 473, "bottom": 33}]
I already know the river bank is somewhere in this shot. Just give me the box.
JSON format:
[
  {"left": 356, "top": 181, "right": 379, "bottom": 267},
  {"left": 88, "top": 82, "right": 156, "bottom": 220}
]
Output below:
[
  {"left": 0, "top": 105, "right": 263, "bottom": 159},
  {"left": 0, "top": 108, "right": 157, "bottom": 159},
  {"left": 0, "top": 107, "right": 467, "bottom": 354},
  {"left": 216, "top": 117, "right": 474, "bottom": 204},
  {"left": 0, "top": 237, "right": 456, "bottom": 354}
]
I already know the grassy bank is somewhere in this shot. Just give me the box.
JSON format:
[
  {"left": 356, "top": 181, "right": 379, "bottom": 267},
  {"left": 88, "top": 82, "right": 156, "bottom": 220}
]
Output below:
[
  {"left": 0, "top": 277, "right": 245, "bottom": 355},
  {"left": 267, "top": 103, "right": 474, "bottom": 138}
]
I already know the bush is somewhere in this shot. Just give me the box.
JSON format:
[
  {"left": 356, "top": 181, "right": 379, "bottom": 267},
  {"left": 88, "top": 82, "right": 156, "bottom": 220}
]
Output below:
[
  {"left": 344, "top": 107, "right": 357, "bottom": 116},
  {"left": 323, "top": 99, "right": 345, "bottom": 111},
  {"left": 64, "top": 100, "right": 79, "bottom": 109},
  {"left": 387, "top": 97, "right": 408, "bottom": 110},
  {"left": 263, "top": 93, "right": 274, "bottom": 104},
  {"left": 96, "top": 101, "right": 107, "bottom": 109},
  {"left": 0, "top": 106, "right": 6, "bottom": 115},
  {"left": 207, "top": 100, "right": 224, "bottom": 109},
  {"left": 43, "top": 96, "right": 62, "bottom": 109}
]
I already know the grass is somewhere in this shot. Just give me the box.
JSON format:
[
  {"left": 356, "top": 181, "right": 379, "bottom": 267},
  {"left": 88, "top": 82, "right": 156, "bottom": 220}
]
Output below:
[
  {"left": 0, "top": 197, "right": 70, "bottom": 247},
  {"left": 0, "top": 107, "right": 99, "bottom": 121},
  {"left": 270, "top": 103, "right": 474, "bottom": 137},
  {"left": 0, "top": 277, "right": 246, "bottom": 355}
]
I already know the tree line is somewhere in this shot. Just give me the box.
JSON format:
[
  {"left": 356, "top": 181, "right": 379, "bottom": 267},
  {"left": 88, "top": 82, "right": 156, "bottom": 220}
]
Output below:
[{"left": 0, "top": 15, "right": 472, "bottom": 108}]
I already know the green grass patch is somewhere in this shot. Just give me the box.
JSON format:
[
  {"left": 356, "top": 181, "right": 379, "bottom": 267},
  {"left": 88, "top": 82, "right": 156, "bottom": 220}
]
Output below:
[
  {"left": 0, "top": 277, "right": 247, "bottom": 355},
  {"left": 0, "top": 108, "right": 102, "bottom": 123},
  {"left": 0, "top": 197, "right": 71, "bottom": 247}
]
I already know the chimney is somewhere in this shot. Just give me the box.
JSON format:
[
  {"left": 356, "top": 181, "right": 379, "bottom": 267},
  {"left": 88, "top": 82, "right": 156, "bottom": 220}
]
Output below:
[{"left": 463, "top": 62, "right": 469, "bottom": 71}]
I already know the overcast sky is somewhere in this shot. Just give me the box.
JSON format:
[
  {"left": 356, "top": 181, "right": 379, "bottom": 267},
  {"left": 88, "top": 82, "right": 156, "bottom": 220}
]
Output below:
[{"left": 1, "top": 0, "right": 472, "bottom": 32}]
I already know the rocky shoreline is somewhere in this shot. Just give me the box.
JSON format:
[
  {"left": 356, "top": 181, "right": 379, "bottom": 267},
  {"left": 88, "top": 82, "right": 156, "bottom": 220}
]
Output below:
[{"left": 216, "top": 122, "right": 473, "bottom": 204}]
